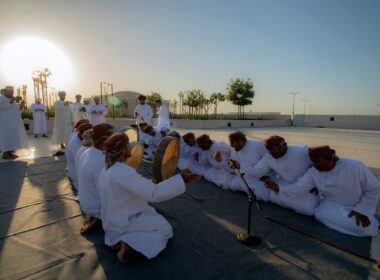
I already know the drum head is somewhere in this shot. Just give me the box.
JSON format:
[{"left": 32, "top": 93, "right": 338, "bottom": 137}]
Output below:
[
  {"left": 124, "top": 128, "right": 139, "bottom": 143},
  {"left": 126, "top": 142, "right": 144, "bottom": 169},
  {"left": 153, "top": 136, "right": 179, "bottom": 183}
]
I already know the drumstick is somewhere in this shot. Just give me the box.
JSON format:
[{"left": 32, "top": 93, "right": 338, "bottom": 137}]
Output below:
[{"left": 184, "top": 191, "right": 204, "bottom": 203}]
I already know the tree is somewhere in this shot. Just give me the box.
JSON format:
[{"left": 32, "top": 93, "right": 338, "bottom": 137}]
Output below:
[
  {"left": 226, "top": 78, "right": 255, "bottom": 119},
  {"left": 209, "top": 92, "right": 225, "bottom": 115},
  {"left": 146, "top": 92, "right": 162, "bottom": 113}
]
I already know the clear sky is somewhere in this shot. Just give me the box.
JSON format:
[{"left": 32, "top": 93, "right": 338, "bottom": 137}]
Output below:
[{"left": 1, "top": 0, "right": 379, "bottom": 115}]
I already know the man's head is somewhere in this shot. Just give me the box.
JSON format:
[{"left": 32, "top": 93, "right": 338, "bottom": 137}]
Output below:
[
  {"left": 183, "top": 132, "right": 196, "bottom": 147},
  {"left": 138, "top": 122, "right": 148, "bottom": 131},
  {"left": 160, "top": 128, "right": 170, "bottom": 137},
  {"left": 74, "top": 119, "right": 90, "bottom": 130},
  {"left": 264, "top": 135, "right": 287, "bottom": 159},
  {"left": 229, "top": 131, "right": 247, "bottom": 152},
  {"left": 138, "top": 95, "right": 146, "bottom": 104},
  {"left": 196, "top": 134, "right": 213, "bottom": 150},
  {"left": 58, "top": 91, "right": 66, "bottom": 101},
  {"left": 309, "top": 146, "right": 338, "bottom": 172},
  {"left": 154, "top": 99, "right": 162, "bottom": 108},
  {"left": 104, "top": 132, "right": 130, "bottom": 168},
  {"left": 144, "top": 125, "right": 156, "bottom": 136},
  {"left": 94, "top": 96, "right": 100, "bottom": 105},
  {"left": 75, "top": 95, "right": 82, "bottom": 102},
  {"left": 3, "top": 86, "right": 14, "bottom": 98},
  {"left": 77, "top": 123, "right": 93, "bottom": 140},
  {"left": 91, "top": 123, "right": 114, "bottom": 149},
  {"left": 36, "top": 97, "right": 42, "bottom": 104}
]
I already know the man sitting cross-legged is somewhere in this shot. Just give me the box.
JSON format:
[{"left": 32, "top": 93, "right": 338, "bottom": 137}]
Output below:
[
  {"left": 97, "top": 132, "right": 200, "bottom": 263},
  {"left": 228, "top": 131, "right": 269, "bottom": 201},
  {"left": 77, "top": 123, "right": 114, "bottom": 233},
  {"left": 265, "top": 146, "right": 380, "bottom": 237},
  {"left": 196, "top": 134, "right": 233, "bottom": 190},
  {"left": 246, "top": 135, "right": 319, "bottom": 215}
]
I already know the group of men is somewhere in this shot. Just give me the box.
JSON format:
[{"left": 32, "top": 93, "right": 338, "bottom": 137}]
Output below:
[
  {"left": 1, "top": 86, "right": 380, "bottom": 264},
  {"left": 175, "top": 131, "right": 380, "bottom": 238}
]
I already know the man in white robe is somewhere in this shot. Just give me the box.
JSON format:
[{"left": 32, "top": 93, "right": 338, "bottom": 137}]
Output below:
[
  {"left": 227, "top": 132, "right": 269, "bottom": 201},
  {"left": 178, "top": 132, "right": 198, "bottom": 170},
  {"left": 30, "top": 98, "right": 47, "bottom": 138},
  {"left": 71, "top": 94, "right": 86, "bottom": 123},
  {"left": 97, "top": 132, "right": 200, "bottom": 262},
  {"left": 265, "top": 146, "right": 380, "bottom": 237},
  {"left": 0, "top": 86, "right": 28, "bottom": 159},
  {"left": 143, "top": 125, "right": 162, "bottom": 160},
  {"left": 155, "top": 99, "right": 170, "bottom": 130},
  {"left": 78, "top": 123, "right": 114, "bottom": 233},
  {"left": 74, "top": 128, "right": 95, "bottom": 189},
  {"left": 196, "top": 134, "right": 234, "bottom": 190},
  {"left": 66, "top": 122, "right": 93, "bottom": 190},
  {"left": 134, "top": 95, "right": 153, "bottom": 125},
  {"left": 51, "top": 91, "right": 73, "bottom": 150},
  {"left": 246, "top": 135, "right": 318, "bottom": 215},
  {"left": 88, "top": 96, "right": 108, "bottom": 125}
]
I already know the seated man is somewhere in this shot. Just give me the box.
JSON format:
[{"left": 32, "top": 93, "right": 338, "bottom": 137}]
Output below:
[
  {"left": 143, "top": 125, "right": 162, "bottom": 160},
  {"left": 97, "top": 133, "right": 200, "bottom": 263},
  {"left": 197, "top": 134, "right": 233, "bottom": 190},
  {"left": 265, "top": 146, "right": 380, "bottom": 237},
  {"left": 77, "top": 123, "right": 114, "bottom": 233},
  {"left": 246, "top": 135, "right": 318, "bottom": 215},
  {"left": 66, "top": 121, "right": 93, "bottom": 190},
  {"left": 178, "top": 132, "right": 198, "bottom": 171},
  {"left": 228, "top": 131, "right": 269, "bottom": 201},
  {"left": 74, "top": 125, "right": 95, "bottom": 186}
]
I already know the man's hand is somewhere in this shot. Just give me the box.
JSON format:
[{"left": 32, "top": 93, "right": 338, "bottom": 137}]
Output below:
[
  {"left": 228, "top": 159, "right": 240, "bottom": 170},
  {"left": 181, "top": 169, "right": 201, "bottom": 183},
  {"left": 260, "top": 175, "right": 270, "bottom": 183},
  {"left": 134, "top": 112, "right": 139, "bottom": 116},
  {"left": 194, "top": 152, "right": 199, "bottom": 162},
  {"left": 264, "top": 179, "right": 280, "bottom": 193},
  {"left": 348, "top": 211, "right": 371, "bottom": 228},
  {"left": 214, "top": 151, "right": 222, "bottom": 162}
]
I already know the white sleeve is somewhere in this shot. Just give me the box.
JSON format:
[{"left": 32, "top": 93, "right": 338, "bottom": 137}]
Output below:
[
  {"left": 245, "top": 155, "right": 272, "bottom": 178},
  {"left": 115, "top": 170, "right": 185, "bottom": 202},
  {"left": 147, "top": 106, "right": 153, "bottom": 118},
  {"left": 353, "top": 163, "right": 380, "bottom": 216},
  {"left": 279, "top": 168, "right": 316, "bottom": 196},
  {"left": 0, "top": 98, "right": 11, "bottom": 111}
]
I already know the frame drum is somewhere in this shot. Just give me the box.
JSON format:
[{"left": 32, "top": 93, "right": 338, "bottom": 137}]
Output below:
[
  {"left": 124, "top": 127, "right": 139, "bottom": 143},
  {"left": 126, "top": 142, "right": 144, "bottom": 169},
  {"left": 153, "top": 136, "right": 180, "bottom": 183}
]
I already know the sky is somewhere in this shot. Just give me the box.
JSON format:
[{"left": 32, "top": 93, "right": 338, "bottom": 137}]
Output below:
[{"left": 0, "top": 0, "right": 379, "bottom": 115}]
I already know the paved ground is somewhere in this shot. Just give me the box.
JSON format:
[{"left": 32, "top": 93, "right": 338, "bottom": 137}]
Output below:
[{"left": 1, "top": 127, "right": 380, "bottom": 279}]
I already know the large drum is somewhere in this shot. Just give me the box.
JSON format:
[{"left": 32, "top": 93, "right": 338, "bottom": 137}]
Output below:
[
  {"left": 126, "top": 141, "right": 144, "bottom": 169},
  {"left": 123, "top": 127, "right": 139, "bottom": 143},
  {"left": 153, "top": 136, "right": 180, "bottom": 183}
]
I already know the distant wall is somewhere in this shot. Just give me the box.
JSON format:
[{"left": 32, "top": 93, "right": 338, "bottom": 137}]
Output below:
[
  {"left": 23, "top": 117, "right": 291, "bottom": 134},
  {"left": 294, "top": 115, "right": 380, "bottom": 130}
]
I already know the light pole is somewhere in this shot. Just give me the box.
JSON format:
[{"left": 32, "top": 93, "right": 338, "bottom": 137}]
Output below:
[{"left": 289, "top": 91, "right": 299, "bottom": 125}]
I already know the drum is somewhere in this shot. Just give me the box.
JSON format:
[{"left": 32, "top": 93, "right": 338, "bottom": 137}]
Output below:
[
  {"left": 124, "top": 127, "right": 139, "bottom": 143},
  {"left": 126, "top": 142, "right": 144, "bottom": 169},
  {"left": 152, "top": 136, "right": 180, "bottom": 183}
]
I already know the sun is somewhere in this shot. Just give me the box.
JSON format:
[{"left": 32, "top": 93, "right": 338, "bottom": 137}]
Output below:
[{"left": 0, "top": 36, "right": 73, "bottom": 90}]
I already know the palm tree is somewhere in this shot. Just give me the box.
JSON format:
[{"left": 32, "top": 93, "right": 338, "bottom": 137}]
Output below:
[{"left": 210, "top": 92, "right": 225, "bottom": 115}]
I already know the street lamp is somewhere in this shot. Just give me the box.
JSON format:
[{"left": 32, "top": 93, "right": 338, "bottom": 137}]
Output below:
[{"left": 289, "top": 91, "right": 299, "bottom": 125}]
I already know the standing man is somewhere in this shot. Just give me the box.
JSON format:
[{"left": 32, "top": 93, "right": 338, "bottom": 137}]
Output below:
[
  {"left": 155, "top": 99, "right": 170, "bottom": 130},
  {"left": 0, "top": 86, "right": 28, "bottom": 159},
  {"left": 134, "top": 95, "right": 153, "bottom": 125},
  {"left": 51, "top": 91, "right": 72, "bottom": 150},
  {"left": 88, "top": 96, "right": 108, "bottom": 125},
  {"left": 71, "top": 94, "right": 86, "bottom": 123},
  {"left": 30, "top": 98, "right": 48, "bottom": 138}
]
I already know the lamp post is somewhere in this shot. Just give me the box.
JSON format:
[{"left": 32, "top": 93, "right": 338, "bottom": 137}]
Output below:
[
  {"left": 109, "top": 83, "right": 115, "bottom": 120},
  {"left": 289, "top": 91, "right": 299, "bottom": 125}
]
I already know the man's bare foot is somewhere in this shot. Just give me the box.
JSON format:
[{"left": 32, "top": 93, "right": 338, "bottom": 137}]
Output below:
[
  {"left": 117, "top": 241, "right": 131, "bottom": 263},
  {"left": 80, "top": 217, "right": 101, "bottom": 233}
]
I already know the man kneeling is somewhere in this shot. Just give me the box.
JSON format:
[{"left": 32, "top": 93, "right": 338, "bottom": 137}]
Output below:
[
  {"left": 97, "top": 133, "right": 200, "bottom": 263},
  {"left": 265, "top": 146, "right": 380, "bottom": 237}
]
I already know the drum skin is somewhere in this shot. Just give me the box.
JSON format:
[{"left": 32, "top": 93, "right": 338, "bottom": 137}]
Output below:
[
  {"left": 126, "top": 142, "right": 144, "bottom": 169},
  {"left": 124, "top": 128, "right": 139, "bottom": 143},
  {"left": 153, "top": 136, "right": 179, "bottom": 183}
]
